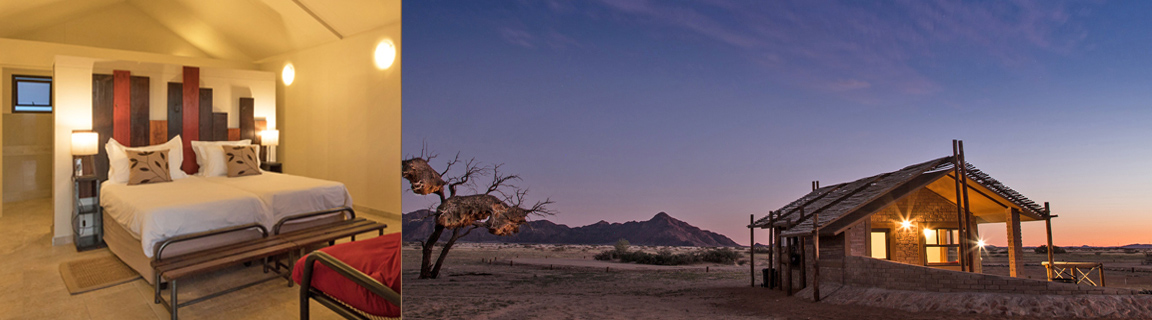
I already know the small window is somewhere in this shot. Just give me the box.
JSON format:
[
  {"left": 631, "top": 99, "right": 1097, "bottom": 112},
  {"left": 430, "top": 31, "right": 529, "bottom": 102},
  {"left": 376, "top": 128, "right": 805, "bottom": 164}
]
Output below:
[
  {"left": 925, "top": 228, "right": 960, "bottom": 265},
  {"left": 870, "top": 229, "right": 889, "bottom": 260},
  {"left": 13, "top": 75, "right": 52, "bottom": 113}
]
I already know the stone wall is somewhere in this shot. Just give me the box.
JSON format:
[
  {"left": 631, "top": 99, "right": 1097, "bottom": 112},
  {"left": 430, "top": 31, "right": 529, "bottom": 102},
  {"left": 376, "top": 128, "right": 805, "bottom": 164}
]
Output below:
[
  {"left": 843, "top": 256, "right": 1136, "bottom": 295},
  {"left": 804, "top": 232, "right": 846, "bottom": 286},
  {"left": 869, "top": 188, "right": 981, "bottom": 270}
]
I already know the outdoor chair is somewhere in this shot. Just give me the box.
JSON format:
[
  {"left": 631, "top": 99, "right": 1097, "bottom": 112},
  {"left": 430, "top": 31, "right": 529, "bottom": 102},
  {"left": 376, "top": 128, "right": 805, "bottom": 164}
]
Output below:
[{"left": 294, "top": 232, "right": 402, "bottom": 320}]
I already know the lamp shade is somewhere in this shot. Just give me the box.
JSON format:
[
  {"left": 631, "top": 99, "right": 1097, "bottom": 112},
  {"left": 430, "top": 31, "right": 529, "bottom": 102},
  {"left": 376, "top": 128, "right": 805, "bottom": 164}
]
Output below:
[
  {"left": 260, "top": 130, "right": 279, "bottom": 146},
  {"left": 71, "top": 130, "right": 99, "bottom": 156}
]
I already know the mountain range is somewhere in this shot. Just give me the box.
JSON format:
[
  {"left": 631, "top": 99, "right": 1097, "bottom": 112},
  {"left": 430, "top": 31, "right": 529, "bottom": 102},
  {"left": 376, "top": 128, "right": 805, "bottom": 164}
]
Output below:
[{"left": 402, "top": 210, "right": 740, "bottom": 247}]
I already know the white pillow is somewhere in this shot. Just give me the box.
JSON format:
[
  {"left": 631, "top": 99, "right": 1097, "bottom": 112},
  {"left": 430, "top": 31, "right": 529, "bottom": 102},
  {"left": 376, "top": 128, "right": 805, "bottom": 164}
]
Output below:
[
  {"left": 106, "top": 136, "right": 188, "bottom": 184},
  {"left": 191, "top": 140, "right": 251, "bottom": 177}
]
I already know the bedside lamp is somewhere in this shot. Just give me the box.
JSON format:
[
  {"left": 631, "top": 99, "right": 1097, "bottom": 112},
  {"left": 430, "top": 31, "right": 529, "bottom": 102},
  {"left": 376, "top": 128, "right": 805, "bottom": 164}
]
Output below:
[
  {"left": 260, "top": 129, "right": 279, "bottom": 162},
  {"left": 71, "top": 130, "right": 99, "bottom": 177}
]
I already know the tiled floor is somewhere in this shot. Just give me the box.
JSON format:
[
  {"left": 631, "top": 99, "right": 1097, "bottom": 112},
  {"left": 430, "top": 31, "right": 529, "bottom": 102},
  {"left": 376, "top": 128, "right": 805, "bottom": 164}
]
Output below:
[{"left": 0, "top": 198, "right": 399, "bottom": 320}]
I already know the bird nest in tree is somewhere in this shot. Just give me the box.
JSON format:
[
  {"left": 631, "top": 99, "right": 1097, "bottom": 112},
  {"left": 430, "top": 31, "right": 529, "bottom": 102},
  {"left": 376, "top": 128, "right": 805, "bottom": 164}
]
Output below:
[
  {"left": 402, "top": 158, "right": 445, "bottom": 195},
  {"left": 438, "top": 194, "right": 528, "bottom": 236}
]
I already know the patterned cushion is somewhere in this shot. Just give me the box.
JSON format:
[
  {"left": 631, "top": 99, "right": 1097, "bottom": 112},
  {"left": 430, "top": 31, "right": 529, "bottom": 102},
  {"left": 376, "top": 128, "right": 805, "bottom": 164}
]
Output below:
[
  {"left": 224, "top": 145, "right": 262, "bottom": 177},
  {"left": 127, "top": 149, "right": 172, "bottom": 185}
]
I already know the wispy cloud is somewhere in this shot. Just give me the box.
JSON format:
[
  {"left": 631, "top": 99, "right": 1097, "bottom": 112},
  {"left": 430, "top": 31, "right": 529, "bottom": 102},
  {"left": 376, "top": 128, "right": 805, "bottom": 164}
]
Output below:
[
  {"left": 499, "top": 27, "right": 583, "bottom": 50},
  {"left": 585, "top": 0, "right": 1087, "bottom": 99},
  {"left": 500, "top": 28, "right": 536, "bottom": 48}
]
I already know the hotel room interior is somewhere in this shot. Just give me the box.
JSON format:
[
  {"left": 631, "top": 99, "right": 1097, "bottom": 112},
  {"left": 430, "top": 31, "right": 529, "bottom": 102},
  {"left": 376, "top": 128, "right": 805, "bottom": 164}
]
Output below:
[{"left": 0, "top": 0, "right": 402, "bottom": 319}]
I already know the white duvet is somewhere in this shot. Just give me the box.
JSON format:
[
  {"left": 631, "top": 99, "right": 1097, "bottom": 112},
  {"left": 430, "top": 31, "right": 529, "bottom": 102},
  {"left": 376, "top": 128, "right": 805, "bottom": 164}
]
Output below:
[
  {"left": 202, "top": 172, "right": 353, "bottom": 226},
  {"left": 101, "top": 177, "right": 270, "bottom": 258}
]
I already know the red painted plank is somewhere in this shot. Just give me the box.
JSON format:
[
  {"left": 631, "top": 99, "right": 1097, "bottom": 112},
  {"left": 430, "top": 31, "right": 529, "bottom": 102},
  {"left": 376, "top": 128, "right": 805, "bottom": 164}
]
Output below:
[
  {"left": 182, "top": 66, "right": 200, "bottom": 174},
  {"left": 113, "top": 70, "right": 131, "bottom": 145}
]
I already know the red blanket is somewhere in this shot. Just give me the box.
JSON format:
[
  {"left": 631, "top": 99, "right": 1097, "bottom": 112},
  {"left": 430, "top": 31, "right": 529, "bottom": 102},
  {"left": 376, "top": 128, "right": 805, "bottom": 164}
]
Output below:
[{"left": 293, "top": 232, "right": 401, "bottom": 317}]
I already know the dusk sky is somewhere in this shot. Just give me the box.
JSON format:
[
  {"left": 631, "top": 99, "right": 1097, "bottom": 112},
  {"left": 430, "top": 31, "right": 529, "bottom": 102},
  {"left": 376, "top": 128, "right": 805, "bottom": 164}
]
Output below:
[{"left": 402, "top": 1, "right": 1152, "bottom": 247}]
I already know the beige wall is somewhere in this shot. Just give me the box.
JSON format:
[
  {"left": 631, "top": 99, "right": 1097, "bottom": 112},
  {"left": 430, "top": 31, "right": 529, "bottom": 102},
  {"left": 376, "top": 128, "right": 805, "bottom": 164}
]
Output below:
[
  {"left": 257, "top": 22, "right": 402, "bottom": 217},
  {"left": 3, "top": 113, "right": 53, "bottom": 202}
]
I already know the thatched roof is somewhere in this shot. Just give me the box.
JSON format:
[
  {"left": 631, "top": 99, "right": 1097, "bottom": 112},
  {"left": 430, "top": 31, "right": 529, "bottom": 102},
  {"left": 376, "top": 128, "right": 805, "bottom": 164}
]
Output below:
[{"left": 751, "top": 156, "right": 1047, "bottom": 237}]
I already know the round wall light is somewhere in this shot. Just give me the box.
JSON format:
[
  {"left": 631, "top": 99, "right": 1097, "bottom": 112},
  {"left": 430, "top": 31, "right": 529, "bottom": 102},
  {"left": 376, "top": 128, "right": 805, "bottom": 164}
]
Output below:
[
  {"left": 374, "top": 40, "right": 396, "bottom": 70},
  {"left": 282, "top": 63, "right": 295, "bottom": 85}
]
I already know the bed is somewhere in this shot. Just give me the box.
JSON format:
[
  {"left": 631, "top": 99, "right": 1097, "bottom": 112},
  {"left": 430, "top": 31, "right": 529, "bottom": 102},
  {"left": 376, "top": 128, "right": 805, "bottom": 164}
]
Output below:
[
  {"left": 101, "top": 176, "right": 271, "bottom": 283},
  {"left": 202, "top": 172, "right": 354, "bottom": 234}
]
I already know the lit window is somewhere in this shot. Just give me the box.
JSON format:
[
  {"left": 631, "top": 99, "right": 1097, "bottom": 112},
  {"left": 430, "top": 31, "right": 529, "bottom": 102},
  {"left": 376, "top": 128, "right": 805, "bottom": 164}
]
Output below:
[
  {"left": 925, "top": 228, "right": 960, "bottom": 265},
  {"left": 870, "top": 230, "right": 889, "bottom": 260},
  {"left": 13, "top": 75, "right": 52, "bottom": 113}
]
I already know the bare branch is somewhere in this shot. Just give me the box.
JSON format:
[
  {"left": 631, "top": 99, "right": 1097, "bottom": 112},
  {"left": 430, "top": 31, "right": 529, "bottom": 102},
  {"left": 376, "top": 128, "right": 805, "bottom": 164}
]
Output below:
[
  {"left": 447, "top": 158, "right": 485, "bottom": 198},
  {"left": 485, "top": 164, "right": 521, "bottom": 195},
  {"left": 439, "top": 152, "right": 461, "bottom": 177},
  {"left": 526, "top": 197, "right": 556, "bottom": 216},
  {"left": 419, "top": 140, "right": 438, "bottom": 162}
]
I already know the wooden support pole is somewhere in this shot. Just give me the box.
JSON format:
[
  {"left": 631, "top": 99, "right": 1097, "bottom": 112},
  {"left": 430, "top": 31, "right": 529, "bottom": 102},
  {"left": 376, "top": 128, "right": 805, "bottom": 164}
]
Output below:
[
  {"left": 813, "top": 210, "right": 820, "bottom": 302},
  {"left": 952, "top": 140, "right": 966, "bottom": 272},
  {"left": 1100, "top": 267, "right": 1106, "bottom": 287},
  {"left": 799, "top": 236, "right": 807, "bottom": 291},
  {"left": 750, "top": 214, "right": 756, "bottom": 288},
  {"left": 958, "top": 140, "right": 975, "bottom": 272},
  {"left": 1006, "top": 208, "right": 1023, "bottom": 277},
  {"left": 1045, "top": 202, "right": 1055, "bottom": 281},
  {"left": 798, "top": 208, "right": 806, "bottom": 291},
  {"left": 776, "top": 224, "right": 784, "bottom": 291},
  {"left": 785, "top": 237, "right": 793, "bottom": 296}
]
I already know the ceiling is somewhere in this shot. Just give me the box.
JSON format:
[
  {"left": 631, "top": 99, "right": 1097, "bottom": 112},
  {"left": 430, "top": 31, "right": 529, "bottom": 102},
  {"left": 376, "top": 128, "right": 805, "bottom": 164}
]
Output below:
[
  {"left": 0, "top": 0, "right": 400, "bottom": 62},
  {"left": 924, "top": 174, "right": 1045, "bottom": 224}
]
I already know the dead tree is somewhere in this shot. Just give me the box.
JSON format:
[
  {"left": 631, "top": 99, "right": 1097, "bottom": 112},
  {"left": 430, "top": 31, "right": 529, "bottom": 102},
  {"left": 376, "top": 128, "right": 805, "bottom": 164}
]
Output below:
[{"left": 403, "top": 152, "right": 553, "bottom": 279}]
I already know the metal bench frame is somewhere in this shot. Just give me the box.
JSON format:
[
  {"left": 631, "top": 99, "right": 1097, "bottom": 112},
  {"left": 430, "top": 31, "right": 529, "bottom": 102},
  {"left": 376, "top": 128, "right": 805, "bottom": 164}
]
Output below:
[
  {"left": 150, "top": 206, "right": 374, "bottom": 320},
  {"left": 299, "top": 251, "right": 402, "bottom": 320}
]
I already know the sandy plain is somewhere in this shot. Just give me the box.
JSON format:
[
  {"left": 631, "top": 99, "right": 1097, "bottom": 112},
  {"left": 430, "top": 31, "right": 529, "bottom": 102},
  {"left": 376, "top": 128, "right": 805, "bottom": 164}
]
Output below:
[{"left": 401, "top": 243, "right": 1152, "bottom": 319}]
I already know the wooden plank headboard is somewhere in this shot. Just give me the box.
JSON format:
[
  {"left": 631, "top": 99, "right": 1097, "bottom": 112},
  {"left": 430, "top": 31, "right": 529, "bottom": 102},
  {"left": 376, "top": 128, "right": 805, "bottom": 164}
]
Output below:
[{"left": 91, "top": 66, "right": 257, "bottom": 181}]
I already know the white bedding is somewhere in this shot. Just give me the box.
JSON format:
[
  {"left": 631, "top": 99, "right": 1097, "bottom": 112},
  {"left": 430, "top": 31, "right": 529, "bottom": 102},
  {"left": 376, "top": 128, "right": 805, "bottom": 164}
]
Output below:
[
  {"left": 101, "top": 177, "right": 270, "bottom": 258},
  {"left": 202, "top": 172, "right": 353, "bottom": 227}
]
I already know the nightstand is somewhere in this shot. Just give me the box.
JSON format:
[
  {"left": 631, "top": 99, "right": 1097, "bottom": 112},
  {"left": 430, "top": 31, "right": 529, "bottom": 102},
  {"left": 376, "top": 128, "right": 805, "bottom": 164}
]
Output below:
[
  {"left": 260, "top": 162, "right": 282, "bottom": 173},
  {"left": 73, "top": 176, "right": 104, "bottom": 251}
]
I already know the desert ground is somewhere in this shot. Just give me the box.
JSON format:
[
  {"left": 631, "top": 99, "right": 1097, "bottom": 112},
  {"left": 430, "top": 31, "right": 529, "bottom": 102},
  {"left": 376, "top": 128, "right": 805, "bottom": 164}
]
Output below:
[
  {"left": 981, "top": 249, "right": 1152, "bottom": 291},
  {"left": 402, "top": 243, "right": 1152, "bottom": 319}
]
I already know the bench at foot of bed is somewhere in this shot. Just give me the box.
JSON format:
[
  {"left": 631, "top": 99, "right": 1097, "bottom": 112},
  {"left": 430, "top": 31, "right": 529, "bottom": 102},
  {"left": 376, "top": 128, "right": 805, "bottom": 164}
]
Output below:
[{"left": 150, "top": 217, "right": 387, "bottom": 320}]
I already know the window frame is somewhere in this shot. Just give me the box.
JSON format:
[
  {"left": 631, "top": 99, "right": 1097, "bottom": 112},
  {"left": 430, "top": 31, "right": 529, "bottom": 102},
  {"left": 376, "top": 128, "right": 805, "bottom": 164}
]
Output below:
[
  {"left": 12, "top": 74, "right": 53, "bottom": 113},
  {"left": 924, "top": 228, "right": 961, "bottom": 266},
  {"left": 869, "top": 228, "right": 891, "bottom": 260}
]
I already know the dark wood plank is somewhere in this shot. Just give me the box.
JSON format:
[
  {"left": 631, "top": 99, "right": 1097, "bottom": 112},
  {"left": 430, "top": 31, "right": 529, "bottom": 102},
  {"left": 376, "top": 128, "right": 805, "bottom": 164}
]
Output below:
[
  {"left": 150, "top": 121, "right": 167, "bottom": 146},
  {"left": 163, "top": 244, "right": 298, "bottom": 279},
  {"left": 199, "top": 88, "right": 213, "bottom": 141},
  {"left": 274, "top": 219, "right": 370, "bottom": 240},
  {"left": 239, "top": 97, "right": 254, "bottom": 141},
  {"left": 113, "top": 70, "right": 131, "bottom": 145},
  {"left": 130, "top": 76, "right": 150, "bottom": 147},
  {"left": 181, "top": 66, "right": 200, "bottom": 174},
  {"left": 228, "top": 128, "right": 240, "bottom": 141},
  {"left": 213, "top": 113, "right": 227, "bottom": 141},
  {"left": 288, "top": 223, "right": 387, "bottom": 248},
  {"left": 166, "top": 82, "right": 182, "bottom": 141},
  {"left": 154, "top": 239, "right": 293, "bottom": 270},
  {"left": 92, "top": 74, "right": 114, "bottom": 182}
]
